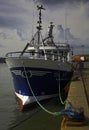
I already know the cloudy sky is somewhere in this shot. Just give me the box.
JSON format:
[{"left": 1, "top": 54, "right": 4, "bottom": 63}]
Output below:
[{"left": 0, "top": 0, "right": 89, "bottom": 56}]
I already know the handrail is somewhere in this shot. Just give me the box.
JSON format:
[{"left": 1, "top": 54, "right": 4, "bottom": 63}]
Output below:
[
  {"left": 6, "top": 51, "right": 61, "bottom": 58},
  {"left": 5, "top": 51, "right": 67, "bottom": 62}
]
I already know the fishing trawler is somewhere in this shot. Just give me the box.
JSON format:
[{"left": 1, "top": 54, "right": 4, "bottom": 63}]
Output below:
[{"left": 6, "top": 5, "right": 73, "bottom": 110}]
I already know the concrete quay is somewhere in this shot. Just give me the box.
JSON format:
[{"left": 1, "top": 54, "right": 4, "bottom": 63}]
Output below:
[{"left": 61, "top": 68, "right": 89, "bottom": 130}]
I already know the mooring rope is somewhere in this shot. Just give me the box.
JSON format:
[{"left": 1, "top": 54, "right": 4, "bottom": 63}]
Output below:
[
  {"left": 58, "top": 80, "right": 70, "bottom": 108},
  {"left": 58, "top": 70, "right": 68, "bottom": 105},
  {"left": 23, "top": 64, "right": 68, "bottom": 116},
  {"left": 58, "top": 77, "right": 70, "bottom": 109}
]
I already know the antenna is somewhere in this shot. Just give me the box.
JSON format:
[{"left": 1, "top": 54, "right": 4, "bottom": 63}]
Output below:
[
  {"left": 36, "top": 5, "right": 45, "bottom": 31},
  {"left": 48, "top": 22, "right": 54, "bottom": 38}
]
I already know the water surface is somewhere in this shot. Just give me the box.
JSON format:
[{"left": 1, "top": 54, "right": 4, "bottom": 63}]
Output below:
[{"left": 0, "top": 63, "right": 63, "bottom": 130}]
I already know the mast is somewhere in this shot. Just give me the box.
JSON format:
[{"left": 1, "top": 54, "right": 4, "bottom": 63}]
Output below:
[
  {"left": 34, "top": 5, "right": 45, "bottom": 57},
  {"left": 19, "top": 5, "right": 45, "bottom": 58},
  {"left": 37, "top": 5, "right": 45, "bottom": 45}
]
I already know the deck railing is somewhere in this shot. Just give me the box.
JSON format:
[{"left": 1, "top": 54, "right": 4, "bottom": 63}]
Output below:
[{"left": 6, "top": 51, "right": 68, "bottom": 62}]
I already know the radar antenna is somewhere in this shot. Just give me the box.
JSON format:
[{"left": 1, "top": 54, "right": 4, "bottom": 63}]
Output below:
[{"left": 48, "top": 22, "right": 54, "bottom": 38}]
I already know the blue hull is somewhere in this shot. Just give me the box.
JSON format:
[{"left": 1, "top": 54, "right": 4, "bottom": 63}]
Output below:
[{"left": 10, "top": 67, "right": 73, "bottom": 101}]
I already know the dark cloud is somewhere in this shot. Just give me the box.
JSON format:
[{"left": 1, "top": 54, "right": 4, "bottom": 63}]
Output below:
[
  {"left": 36, "top": 0, "right": 89, "bottom": 5},
  {"left": 0, "top": 0, "right": 29, "bottom": 40},
  {"left": 0, "top": 16, "right": 23, "bottom": 29},
  {"left": 34, "top": 0, "right": 89, "bottom": 9},
  {"left": 0, "top": 0, "right": 89, "bottom": 41},
  {"left": 0, "top": 15, "right": 27, "bottom": 40},
  {"left": 0, "top": 0, "right": 27, "bottom": 28},
  {"left": 0, "top": 0, "right": 27, "bottom": 14}
]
